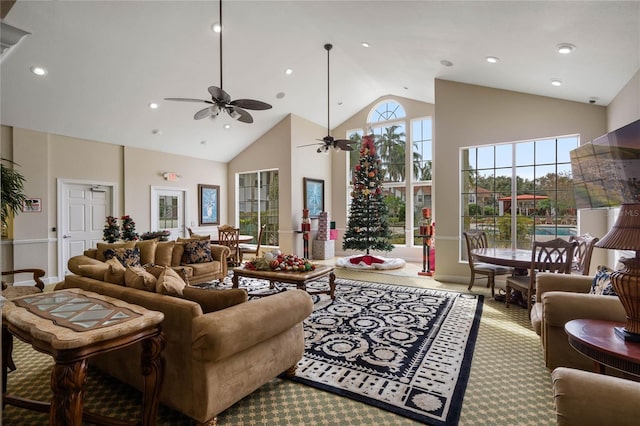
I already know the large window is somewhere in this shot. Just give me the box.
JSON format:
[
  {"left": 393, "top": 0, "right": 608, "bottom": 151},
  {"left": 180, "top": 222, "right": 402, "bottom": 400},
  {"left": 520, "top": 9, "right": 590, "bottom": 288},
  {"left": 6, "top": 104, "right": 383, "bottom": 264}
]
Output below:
[
  {"left": 347, "top": 100, "right": 433, "bottom": 246},
  {"left": 238, "top": 170, "right": 279, "bottom": 246},
  {"left": 461, "top": 136, "right": 579, "bottom": 257}
]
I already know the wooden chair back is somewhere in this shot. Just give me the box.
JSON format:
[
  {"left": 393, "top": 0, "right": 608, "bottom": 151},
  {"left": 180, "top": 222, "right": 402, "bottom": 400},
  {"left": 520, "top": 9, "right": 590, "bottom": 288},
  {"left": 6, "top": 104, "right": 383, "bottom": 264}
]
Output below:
[
  {"left": 218, "top": 226, "right": 240, "bottom": 266},
  {"left": 463, "top": 230, "right": 489, "bottom": 267},
  {"left": 531, "top": 238, "right": 579, "bottom": 275},
  {"left": 568, "top": 233, "right": 599, "bottom": 275},
  {"left": 1, "top": 268, "right": 45, "bottom": 293}
]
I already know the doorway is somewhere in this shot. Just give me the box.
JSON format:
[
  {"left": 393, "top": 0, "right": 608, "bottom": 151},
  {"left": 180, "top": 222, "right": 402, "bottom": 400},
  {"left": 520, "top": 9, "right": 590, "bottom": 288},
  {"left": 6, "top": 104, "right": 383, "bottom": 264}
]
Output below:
[
  {"left": 57, "top": 179, "right": 117, "bottom": 280},
  {"left": 150, "top": 186, "right": 188, "bottom": 240}
]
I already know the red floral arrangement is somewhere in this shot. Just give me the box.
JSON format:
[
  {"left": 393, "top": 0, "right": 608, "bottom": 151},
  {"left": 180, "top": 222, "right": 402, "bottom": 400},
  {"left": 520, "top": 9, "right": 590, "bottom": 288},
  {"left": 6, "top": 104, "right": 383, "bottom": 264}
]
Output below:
[{"left": 245, "top": 250, "right": 316, "bottom": 272}]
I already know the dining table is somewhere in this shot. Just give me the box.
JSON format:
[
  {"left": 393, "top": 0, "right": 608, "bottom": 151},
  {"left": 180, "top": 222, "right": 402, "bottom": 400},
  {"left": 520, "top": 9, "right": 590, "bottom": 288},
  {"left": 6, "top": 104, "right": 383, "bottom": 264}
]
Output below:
[
  {"left": 209, "top": 233, "right": 254, "bottom": 244},
  {"left": 471, "top": 247, "right": 535, "bottom": 272}
]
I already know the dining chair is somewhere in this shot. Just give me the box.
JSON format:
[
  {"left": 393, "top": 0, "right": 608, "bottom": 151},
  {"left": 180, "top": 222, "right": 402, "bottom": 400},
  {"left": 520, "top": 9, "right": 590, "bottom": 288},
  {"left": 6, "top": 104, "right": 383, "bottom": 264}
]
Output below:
[
  {"left": 239, "top": 224, "right": 265, "bottom": 264},
  {"left": 218, "top": 226, "right": 241, "bottom": 267},
  {"left": 463, "top": 230, "right": 513, "bottom": 296},
  {"left": 568, "top": 233, "right": 599, "bottom": 275},
  {"left": 505, "top": 238, "right": 578, "bottom": 313}
]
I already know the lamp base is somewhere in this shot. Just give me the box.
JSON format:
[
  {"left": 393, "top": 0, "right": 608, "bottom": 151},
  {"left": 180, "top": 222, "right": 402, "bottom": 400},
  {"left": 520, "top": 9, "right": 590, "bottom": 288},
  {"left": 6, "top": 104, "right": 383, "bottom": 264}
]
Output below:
[{"left": 614, "top": 326, "right": 640, "bottom": 342}]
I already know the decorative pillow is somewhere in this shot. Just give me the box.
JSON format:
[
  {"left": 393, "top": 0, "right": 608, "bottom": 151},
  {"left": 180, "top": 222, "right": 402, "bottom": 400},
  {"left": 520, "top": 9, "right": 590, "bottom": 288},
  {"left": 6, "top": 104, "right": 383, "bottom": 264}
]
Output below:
[
  {"left": 135, "top": 239, "right": 158, "bottom": 265},
  {"left": 104, "top": 258, "right": 126, "bottom": 285},
  {"left": 181, "top": 240, "right": 213, "bottom": 264},
  {"left": 155, "top": 241, "right": 175, "bottom": 266},
  {"left": 96, "top": 241, "right": 136, "bottom": 261},
  {"left": 589, "top": 265, "right": 617, "bottom": 296},
  {"left": 124, "top": 265, "right": 157, "bottom": 292},
  {"left": 156, "top": 267, "right": 187, "bottom": 296},
  {"left": 143, "top": 264, "right": 166, "bottom": 279},
  {"left": 77, "top": 263, "right": 108, "bottom": 280},
  {"left": 104, "top": 247, "right": 141, "bottom": 268}
]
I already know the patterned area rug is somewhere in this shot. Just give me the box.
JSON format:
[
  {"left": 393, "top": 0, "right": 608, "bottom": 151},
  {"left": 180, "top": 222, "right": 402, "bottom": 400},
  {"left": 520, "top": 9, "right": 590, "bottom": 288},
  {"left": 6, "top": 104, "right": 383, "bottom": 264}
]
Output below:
[{"left": 220, "top": 275, "right": 483, "bottom": 426}]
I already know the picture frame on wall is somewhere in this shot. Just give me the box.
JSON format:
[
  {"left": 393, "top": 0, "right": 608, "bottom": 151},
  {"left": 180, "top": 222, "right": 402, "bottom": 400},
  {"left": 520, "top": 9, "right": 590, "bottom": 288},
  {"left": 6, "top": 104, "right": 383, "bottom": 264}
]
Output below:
[
  {"left": 303, "top": 178, "right": 324, "bottom": 218},
  {"left": 198, "top": 184, "right": 220, "bottom": 226},
  {"left": 22, "top": 198, "right": 42, "bottom": 213}
]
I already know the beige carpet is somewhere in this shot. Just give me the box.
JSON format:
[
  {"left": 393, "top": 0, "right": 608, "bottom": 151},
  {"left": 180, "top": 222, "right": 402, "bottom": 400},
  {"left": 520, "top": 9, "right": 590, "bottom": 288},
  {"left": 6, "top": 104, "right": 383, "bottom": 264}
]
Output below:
[{"left": 2, "top": 261, "right": 556, "bottom": 425}]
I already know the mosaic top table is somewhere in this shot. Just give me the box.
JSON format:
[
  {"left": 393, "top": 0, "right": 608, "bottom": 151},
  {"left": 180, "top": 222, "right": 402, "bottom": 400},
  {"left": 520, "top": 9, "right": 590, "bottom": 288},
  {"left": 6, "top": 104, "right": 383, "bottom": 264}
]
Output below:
[
  {"left": 2, "top": 288, "right": 165, "bottom": 426},
  {"left": 232, "top": 265, "right": 336, "bottom": 300}
]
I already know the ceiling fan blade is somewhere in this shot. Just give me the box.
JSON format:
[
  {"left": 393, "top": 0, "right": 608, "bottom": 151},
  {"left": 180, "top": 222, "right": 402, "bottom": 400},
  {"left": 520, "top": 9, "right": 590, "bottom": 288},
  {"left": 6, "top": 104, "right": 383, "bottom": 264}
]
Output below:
[
  {"left": 335, "top": 139, "right": 355, "bottom": 150},
  {"left": 208, "top": 86, "right": 231, "bottom": 103},
  {"left": 230, "top": 99, "right": 272, "bottom": 110},
  {"left": 227, "top": 106, "right": 253, "bottom": 123},
  {"left": 194, "top": 106, "right": 215, "bottom": 120},
  {"left": 165, "top": 98, "right": 212, "bottom": 103},
  {"left": 297, "top": 142, "right": 323, "bottom": 148}
]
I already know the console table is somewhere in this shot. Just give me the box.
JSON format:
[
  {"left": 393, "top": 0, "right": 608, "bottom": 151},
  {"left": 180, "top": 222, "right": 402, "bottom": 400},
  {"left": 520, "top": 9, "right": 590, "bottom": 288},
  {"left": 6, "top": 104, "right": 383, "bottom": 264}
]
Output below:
[
  {"left": 565, "top": 319, "right": 640, "bottom": 380},
  {"left": 2, "top": 288, "right": 165, "bottom": 425}
]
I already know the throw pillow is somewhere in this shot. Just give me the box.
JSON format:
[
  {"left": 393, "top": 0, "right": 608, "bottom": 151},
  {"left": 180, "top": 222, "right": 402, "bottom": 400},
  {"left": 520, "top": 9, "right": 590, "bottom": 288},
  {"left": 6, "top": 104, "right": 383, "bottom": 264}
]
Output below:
[
  {"left": 143, "top": 264, "right": 165, "bottom": 279},
  {"left": 96, "top": 241, "right": 136, "bottom": 262},
  {"left": 135, "top": 239, "right": 158, "bottom": 265},
  {"left": 104, "top": 258, "right": 126, "bottom": 285},
  {"left": 156, "top": 267, "right": 187, "bottom": 296},
  {"left": 77, "top": 263, "right": 108, "bottom": 280},
  {"left": 181, "top": 240, "right": 213, "bottom": 264},
  {"left": 155, "top": 241, "right": 175, "bottom": 266},
  {"left": 104, "top": 247, "right": 141, "bottom": 268},
  {"left": 124, "top": 265, "right": 157, "bottom": 292},
  {"left": 590, "top": 265, "right": 617, "bottom": 296}
]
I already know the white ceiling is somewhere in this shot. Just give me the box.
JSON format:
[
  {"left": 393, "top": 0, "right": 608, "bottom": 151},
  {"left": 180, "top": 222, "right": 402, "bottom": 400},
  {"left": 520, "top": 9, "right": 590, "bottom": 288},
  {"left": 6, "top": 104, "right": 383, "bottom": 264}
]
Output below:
[{"left": 1, "top": 1, "right": 639, "bottom": 162}]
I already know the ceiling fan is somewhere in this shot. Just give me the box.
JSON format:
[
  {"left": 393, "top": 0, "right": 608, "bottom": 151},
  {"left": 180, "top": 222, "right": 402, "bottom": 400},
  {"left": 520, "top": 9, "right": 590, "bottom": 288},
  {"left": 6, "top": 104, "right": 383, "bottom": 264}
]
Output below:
[
  {"left": 164, "top": 0, "right": 271, "bottom": 124},
  {"left": 299, "top": 43, "right": 356, "bottom": 153}
]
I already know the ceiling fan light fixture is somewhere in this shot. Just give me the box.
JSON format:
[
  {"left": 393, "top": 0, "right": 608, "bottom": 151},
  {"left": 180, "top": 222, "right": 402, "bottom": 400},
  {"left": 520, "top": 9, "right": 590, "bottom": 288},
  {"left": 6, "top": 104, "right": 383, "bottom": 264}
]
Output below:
[{"left": 211, "top": 22, "right": 221, "bottom": 33}]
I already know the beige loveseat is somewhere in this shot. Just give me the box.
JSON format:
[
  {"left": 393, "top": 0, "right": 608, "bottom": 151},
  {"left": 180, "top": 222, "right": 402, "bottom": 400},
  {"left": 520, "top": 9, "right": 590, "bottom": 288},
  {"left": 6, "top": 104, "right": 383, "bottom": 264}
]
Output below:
[
  {"left": 73, "top": 239, "right": 227, "bottom": 285},
  {"left": 58, "top": 258, "right": 314, "bottom": 424},
  {"left": 530, "top": 273, "right": 626, "bottom": 371},
  {"left": 552, "top": 367, "right": 640, "bottom": 426}
]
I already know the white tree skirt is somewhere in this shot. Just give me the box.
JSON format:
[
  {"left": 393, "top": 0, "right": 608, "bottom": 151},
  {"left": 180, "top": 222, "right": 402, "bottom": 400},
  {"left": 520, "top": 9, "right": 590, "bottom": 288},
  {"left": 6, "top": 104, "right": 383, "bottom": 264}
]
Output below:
[{"left": 336, "top": 254, "right": 406, "bottom": 270}]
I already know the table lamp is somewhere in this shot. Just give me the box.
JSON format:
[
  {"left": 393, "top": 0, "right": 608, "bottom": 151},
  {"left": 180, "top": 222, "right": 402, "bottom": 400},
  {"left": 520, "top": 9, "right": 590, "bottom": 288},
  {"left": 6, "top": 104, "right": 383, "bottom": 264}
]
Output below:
[{"left": 595, "top": 203, "right": 640, "bottom": 341}]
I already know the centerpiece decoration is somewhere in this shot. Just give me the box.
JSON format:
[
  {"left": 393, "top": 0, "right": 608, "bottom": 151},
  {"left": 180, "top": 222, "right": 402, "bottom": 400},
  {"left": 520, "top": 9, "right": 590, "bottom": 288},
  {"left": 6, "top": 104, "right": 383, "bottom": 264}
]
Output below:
[{"left": 245, "top": 249, "right": 316, "bottom": 272}]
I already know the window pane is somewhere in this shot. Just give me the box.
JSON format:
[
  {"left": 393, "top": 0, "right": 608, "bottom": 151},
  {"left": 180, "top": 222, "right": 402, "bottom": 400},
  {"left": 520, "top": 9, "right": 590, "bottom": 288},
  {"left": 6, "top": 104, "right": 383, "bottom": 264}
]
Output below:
[
  {"left": 374, "top": 124, "right": 406, "bottom": 183},
  {"left": 412, "top": 184, "right": 432, "bottom": 245},
  {"left": 238, "top": 170, "right": 279, "bottom": 247},
  {"left": 382, "top": 186, "right": 406, "bottom": 245},
  {"left": 412, "top": 118, "right": 432, "bottom": 181},
  {"left": 516, "top": 141, "right": 534, "bottom": 166},
  {"left": 536, "top": 139, "right": 557, "bottom": 164},
  {"left": 495, "top": 144, "right": 512, "bottom": 168}
]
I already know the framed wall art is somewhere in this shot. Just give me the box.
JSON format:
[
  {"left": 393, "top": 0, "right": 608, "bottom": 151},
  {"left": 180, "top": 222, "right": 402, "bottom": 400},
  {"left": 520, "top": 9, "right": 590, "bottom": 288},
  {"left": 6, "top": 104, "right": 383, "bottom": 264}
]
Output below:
[
  {"left": 198, "top": 184, "right": 220, "bottom": 226},
  {"left": 303, "top": 178, "right": 324, "bottom": 218},
  {"left": 22, "top": 198, "right": 42, "bottom": 213}
]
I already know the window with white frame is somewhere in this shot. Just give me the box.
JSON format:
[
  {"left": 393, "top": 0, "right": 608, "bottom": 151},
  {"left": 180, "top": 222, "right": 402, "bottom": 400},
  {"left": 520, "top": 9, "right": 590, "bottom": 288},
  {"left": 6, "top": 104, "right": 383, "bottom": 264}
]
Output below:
[
  {"left": 238, "top": 170, "right": 279, "bottom": 246},
  {"left": 460, "top": 135, "right": 579, "bottom": 260},
  {"left": 347, "top": 99, "right": 433, "bottom": 246}
]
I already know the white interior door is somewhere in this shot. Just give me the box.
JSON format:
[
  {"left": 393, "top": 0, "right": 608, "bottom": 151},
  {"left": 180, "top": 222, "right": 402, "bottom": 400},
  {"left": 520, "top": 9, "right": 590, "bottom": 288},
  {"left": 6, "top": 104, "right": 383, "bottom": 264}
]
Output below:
[
  {"left": 58, "top": 180, "right": 117, "bottom": 279},
  {"left": 151, "top": 187, "right": 187, "bottom": 240}
]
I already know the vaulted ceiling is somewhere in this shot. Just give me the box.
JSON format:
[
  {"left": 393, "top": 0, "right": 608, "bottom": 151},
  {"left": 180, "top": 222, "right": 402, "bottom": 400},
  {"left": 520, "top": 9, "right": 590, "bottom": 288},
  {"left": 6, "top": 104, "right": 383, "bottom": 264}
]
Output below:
[{"left": 1, "top": 1, "right": 638, "bottom": 162}]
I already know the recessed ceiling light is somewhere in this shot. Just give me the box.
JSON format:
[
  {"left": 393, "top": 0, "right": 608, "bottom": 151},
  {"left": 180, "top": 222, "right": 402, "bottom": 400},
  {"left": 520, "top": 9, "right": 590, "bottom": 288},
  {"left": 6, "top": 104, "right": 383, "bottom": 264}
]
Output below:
[
  {"left": 284, "top": 68, "right": 293, "bottom": 75},
  {"left": 486, "top": 56, "right": 499, "bottom": 64},
  {"left": 337, "top": 101, "right": 343, "bottom": 106},
  {"left": 151, "top": 129, "right": 162, "bottom": 135},
  {"left": 276, "top": 92, "right": 285, "bottom": 99},
  {"left": 224, "top": 124, "right": 231, "bottom": 129},
  {"left": 200, "top": 140, "right": 207, "bottom": 145},
  {"left": 211, "top": 22, "right": 221, "bottom": 33},
  {"left": 440, "top": 60, "right": 453, "bottom": 67},
  {"left": 30, "top": 66, "right": 47, "bottom": 76},
  {"left": 557, "top": 43, "right": 576, "bottom": 54},
  {"left": 148, "top": 102, "right": 159, "bottom": 109},
  {"left": 551, "top": 79, "right": 563, "bottom": 87},
  {"left": 361, "top": 42, "right": 370, "bottom": 48}
]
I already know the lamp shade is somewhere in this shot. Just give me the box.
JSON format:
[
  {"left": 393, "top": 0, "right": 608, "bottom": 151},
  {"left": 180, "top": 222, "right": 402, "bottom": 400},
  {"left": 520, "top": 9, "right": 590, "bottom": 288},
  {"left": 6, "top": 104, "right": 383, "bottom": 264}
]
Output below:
[{"left": 595, "top": 203, "right": 640, "bottom": 252}]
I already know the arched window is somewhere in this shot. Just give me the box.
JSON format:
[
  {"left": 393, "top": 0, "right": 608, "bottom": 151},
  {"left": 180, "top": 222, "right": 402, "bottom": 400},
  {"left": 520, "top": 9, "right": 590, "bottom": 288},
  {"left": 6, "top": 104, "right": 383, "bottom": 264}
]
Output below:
[{"left": 347, "top": 98, "right": 432, "bottom": 246}]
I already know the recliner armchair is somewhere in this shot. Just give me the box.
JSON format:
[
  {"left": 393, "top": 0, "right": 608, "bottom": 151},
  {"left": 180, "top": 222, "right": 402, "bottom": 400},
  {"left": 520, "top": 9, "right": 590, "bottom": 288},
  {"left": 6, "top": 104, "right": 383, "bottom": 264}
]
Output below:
[{"left": 530, "top": 272, "right": 626, "bottom": 371}]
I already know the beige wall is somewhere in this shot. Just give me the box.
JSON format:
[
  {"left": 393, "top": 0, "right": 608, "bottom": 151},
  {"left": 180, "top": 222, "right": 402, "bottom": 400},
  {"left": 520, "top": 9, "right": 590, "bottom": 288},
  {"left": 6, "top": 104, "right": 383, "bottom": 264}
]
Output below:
[
  {"left": 607, "top": 69, "right": 640, "bottom": 131},
  {"left": 4, "top": 127, "right": 227, "bottom": 282},
  {"left": 433, "top": 79, "right": 609, "bottom": 282}
]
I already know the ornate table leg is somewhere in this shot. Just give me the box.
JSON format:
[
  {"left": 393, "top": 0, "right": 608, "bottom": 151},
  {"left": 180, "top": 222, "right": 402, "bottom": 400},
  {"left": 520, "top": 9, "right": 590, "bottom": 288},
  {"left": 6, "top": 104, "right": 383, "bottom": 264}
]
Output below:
[
  {"left": 50, "top": 359, "right": 87, "bottom": 426},
  {"left": 2, "top": 325, "right": 11, "bottom": 396},
  {"left": 140, "top": 331, "right": 166, "bottom": 426},
  {"left": 329, "top": 272, "right": 336, "bottom": 300},
  {"left": 232, "top": 273, "right": 239, "bottom": 289}
]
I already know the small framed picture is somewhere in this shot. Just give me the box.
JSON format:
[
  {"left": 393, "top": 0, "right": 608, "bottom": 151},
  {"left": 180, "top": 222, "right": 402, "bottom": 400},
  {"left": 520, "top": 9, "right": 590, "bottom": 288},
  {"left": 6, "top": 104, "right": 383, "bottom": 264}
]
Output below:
[
  {"left": 198, "top": 184, "right": 220, "bottom": 226},
  {"left": 303, "top": 178, "right": 324, "bottom": 218},
  {"left": 22, "top": 198, "right": 42, "bottom": 213}
]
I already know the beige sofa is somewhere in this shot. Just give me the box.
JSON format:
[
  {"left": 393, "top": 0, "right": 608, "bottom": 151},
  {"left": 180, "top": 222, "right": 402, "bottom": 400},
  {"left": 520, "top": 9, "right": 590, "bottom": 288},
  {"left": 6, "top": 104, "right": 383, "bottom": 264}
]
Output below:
[
  {"left": 552, "top": 367, "right": 640, "bottom": 426},
  {"left": 72, "top": 239, "right": 228, "bottom": 285},
  {"left": 57, "top": 267, "right": 314, "bottom": 424},
  {"left": 530, "top": 273, "right": 626, "bottom": 371}
]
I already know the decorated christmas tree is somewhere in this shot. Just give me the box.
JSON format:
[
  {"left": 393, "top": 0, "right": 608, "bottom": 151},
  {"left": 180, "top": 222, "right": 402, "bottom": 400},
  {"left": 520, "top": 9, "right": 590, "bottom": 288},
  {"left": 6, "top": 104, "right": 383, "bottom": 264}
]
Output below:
[
  {"left": 342, "top": 134, "right": 393, "bottom": 262},
  {"left": 102, "top": 215, "right": 120, "bottom": 243},
  {"left": 121, "top": 215, "right": 139, "bottom": 241}
]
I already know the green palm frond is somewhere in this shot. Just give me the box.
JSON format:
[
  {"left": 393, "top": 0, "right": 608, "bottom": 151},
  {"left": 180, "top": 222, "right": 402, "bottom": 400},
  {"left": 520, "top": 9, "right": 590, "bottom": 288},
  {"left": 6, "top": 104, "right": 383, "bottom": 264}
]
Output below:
[{"left": 1, "top": 158, "right": 29, "bottom": 227}]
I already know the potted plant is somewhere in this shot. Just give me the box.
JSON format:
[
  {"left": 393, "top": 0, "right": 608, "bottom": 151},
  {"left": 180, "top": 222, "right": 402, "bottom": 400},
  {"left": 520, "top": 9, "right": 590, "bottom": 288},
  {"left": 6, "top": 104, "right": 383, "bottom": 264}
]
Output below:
[{"left": 1, "top": 158, "right": 29, "bottom": 230}]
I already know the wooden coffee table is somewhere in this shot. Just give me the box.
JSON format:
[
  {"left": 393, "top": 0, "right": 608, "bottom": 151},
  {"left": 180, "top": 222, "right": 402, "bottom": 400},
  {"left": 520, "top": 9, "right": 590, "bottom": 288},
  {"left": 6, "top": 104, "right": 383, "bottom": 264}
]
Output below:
[
  {"left": 2, "top": 288, "right": 165, "bottom": 425},
  {"left": 232, "top": 265, "right": 336, "bottom": 300}
]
